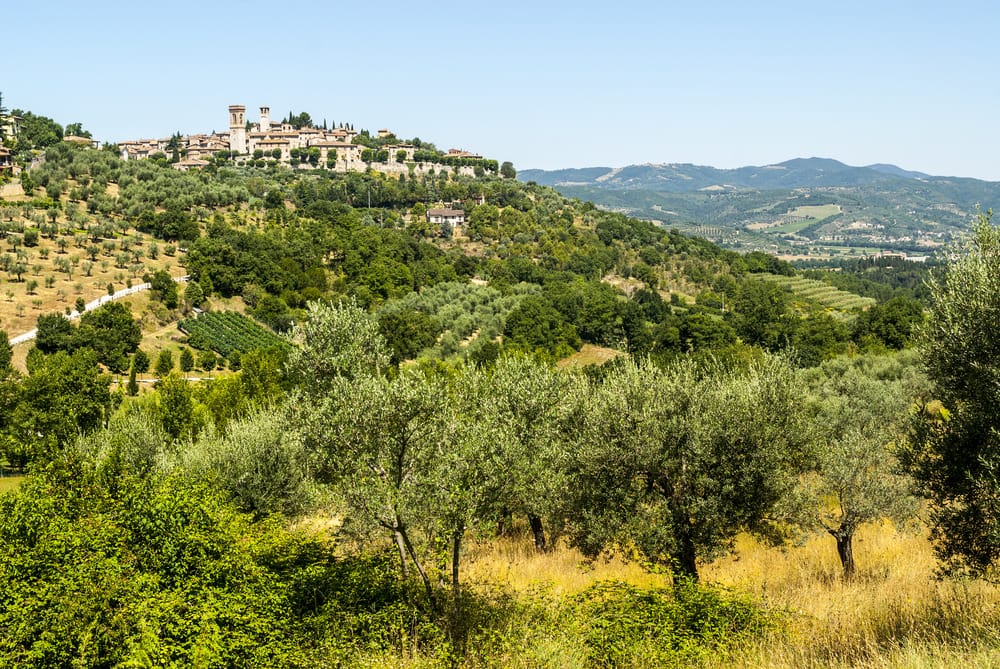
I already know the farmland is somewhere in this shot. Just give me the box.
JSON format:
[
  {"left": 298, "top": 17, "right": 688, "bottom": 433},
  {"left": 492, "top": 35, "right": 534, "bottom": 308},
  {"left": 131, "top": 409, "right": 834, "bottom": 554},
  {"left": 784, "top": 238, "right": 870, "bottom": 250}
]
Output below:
[
  {"left": 750, "top": 272, "right": 876, "bottom": 314},
  {"left": 179, "top": 310, "right": 290, "bottom": 359}
]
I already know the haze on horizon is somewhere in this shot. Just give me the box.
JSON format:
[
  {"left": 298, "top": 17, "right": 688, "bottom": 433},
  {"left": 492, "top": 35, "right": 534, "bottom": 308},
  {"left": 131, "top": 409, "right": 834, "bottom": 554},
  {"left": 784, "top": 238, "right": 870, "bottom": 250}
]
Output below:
[{"left": 6, "top": 0, "right": 999, "bottom": 181}]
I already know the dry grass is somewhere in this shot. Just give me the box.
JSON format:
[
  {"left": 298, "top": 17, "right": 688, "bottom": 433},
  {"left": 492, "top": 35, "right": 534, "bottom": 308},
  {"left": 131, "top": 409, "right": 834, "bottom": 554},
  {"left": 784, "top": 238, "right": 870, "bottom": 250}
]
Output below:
[
  {"left": 458, "top": 523, "right": 1000, "bottom": 668},
  {"left": 465, "top": 535, "right": 671, "bottom": 597},
  {"left": 557, "top": 344, "right": 624, "bottom": 370},
  {"left": 0, "top": 475, "right": 23, "bottom": 493}
]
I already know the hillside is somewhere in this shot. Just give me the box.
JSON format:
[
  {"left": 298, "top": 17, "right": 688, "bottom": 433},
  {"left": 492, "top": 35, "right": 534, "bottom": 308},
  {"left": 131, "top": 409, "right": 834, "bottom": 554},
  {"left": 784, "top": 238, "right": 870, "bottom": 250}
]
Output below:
[
  {"left": 0, "top": 140, "right": 926, "bottom": 373},
  {"left": 521, "top": 158, "right": 1000, "bottom": 258},
  {"left": 0, "top": 108, "right": 980, "bottom": 669}
]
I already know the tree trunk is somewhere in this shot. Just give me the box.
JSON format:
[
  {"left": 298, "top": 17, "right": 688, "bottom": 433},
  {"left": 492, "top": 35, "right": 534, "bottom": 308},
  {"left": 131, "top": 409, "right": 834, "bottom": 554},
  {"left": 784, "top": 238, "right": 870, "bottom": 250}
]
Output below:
[
  {"left": 398, "top": 522, "right": 437, "bottom": 610},
  {"left": 393, "top": 528, "right": 409, "bottom": 579},
  {"left": 497, "top": 507, "right": 514, "bottom": 536},
  {"left": 670, "top": 502, "right": 699, "bottom": 582},
  {"left": 829, "top": 525, "right": 856, "bottom": 578},
  {"left": 529, "top": 514, "right": 546, "bottom": 552},
  {"left": 451, "top": 528, "right": 463, "bottom": 600}
]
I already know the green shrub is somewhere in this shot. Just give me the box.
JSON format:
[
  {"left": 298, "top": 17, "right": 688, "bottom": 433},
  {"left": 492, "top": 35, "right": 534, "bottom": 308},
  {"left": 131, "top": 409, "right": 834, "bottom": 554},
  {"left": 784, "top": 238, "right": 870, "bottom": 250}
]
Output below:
[{"left": 570, "top": 580, "right": 779, "bottom": 668}]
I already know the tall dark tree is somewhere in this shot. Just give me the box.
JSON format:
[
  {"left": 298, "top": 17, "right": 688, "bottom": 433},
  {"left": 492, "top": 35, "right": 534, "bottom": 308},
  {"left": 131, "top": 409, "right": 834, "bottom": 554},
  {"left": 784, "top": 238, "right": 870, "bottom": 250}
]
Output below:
[{"left": 904, "top": 212, "right": 1000, "bottom": 574}]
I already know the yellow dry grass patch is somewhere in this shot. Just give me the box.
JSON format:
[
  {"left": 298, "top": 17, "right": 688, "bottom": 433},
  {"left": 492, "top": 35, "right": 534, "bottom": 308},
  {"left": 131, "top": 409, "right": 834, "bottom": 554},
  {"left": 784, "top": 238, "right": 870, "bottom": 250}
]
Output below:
[
  {"left": 0, "top": 475, "right": 24, "bottom": 493},
  {"left": 465, "top": 536, "right": 670, "bottom": 596},
  {"left": 460, "top": 523, "right": 1000, "bottom": 668},
  {"left": 557, "top": 344, "right": 623, "bottom": 370}
]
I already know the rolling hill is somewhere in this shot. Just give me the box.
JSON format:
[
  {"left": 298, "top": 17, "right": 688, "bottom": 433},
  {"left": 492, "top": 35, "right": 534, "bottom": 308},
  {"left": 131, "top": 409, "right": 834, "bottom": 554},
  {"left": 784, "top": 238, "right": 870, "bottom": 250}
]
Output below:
[{"left": 520, "top": 158, "right": 1000, "bottom": 258}]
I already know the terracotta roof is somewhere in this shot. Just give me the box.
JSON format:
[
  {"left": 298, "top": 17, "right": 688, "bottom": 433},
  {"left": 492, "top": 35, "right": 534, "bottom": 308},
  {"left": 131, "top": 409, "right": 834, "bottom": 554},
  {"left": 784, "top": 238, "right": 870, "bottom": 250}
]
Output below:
[{"left": 427, "top": 208, "right": 465, "bottom": 217}]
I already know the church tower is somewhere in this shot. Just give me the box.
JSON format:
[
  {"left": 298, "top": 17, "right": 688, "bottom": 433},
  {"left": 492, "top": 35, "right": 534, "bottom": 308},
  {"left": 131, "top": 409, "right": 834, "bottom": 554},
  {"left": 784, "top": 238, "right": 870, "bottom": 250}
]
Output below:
[
  {"left": 259, "top": 106, "right": 271, "bottom": 133},
  {"left": 228, "top": 104, "right": 246, "bottom": 154}
]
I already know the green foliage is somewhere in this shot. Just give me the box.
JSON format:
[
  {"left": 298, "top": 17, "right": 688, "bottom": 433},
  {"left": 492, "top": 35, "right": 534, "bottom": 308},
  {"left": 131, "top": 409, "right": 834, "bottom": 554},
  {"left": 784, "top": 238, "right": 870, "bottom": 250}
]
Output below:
[
  {"left": 154, "top": 349, "right": 173, "bottom": 377},
  {"left": 147, "top": 269, "right": 179, "bottom": 309},
  {"left": 744, "top": 273, "right": 877, "bottom": 313},
  {"left": 789, "top": 352, "right": 926, "bottom": 575},
  {"left": 378, "top": 307, "right": 441, "bottom": 364},
  {"left": 126, "top": 365, "right": 138, "bottom": 396},
  {"left": 286, "top": 300, "right": 389, "bottom": 391},
  {"left": 789, "top": 312, "right": 850, "bottom": 367},
  {"left": 298, "top": 367, "right": 460, "bottom": 605},
  {"left": 571, "top": 580, "right": 777, "bottom": 668},
  {"left": 0, "top": 452, "right": 433, "bottom": 667},
  {"left": 156, "top": 372, "right": 197, "bottom": 440},
  {"left": 726, "top": 277, "right": 792, "bottom": 349},
  {"left": 9, "top": 108, "right": 63, "bottom": 150},
  {"left": 852, "top": 295, "right": 925, "bottom": 349},
  {"left": 184, "top": 279, "right": 205, "bottom": 308},
  {"left": 178, "top": 408, "right": 315, "bottom": 518},
  {"left": 251, "top": 294, "right": 294, "bottom": 332},
  {"left": 458, "top": 355, "right": 585, "bottom": 551},
  {"left": 77, "top": 301, "right": 143, "bottom": 372},
  {"left": 0, "top": 349, "right": 111, "bottom": 468},
  {"left": 179, "top": 347, "right": 194, "bottom": 373},
  {"left": 180, "top": 311, "right": 290, "bottom": 359},
  {"left": 133, "top": 349, "right": 150, "bottom": 375},
  {"left": 504, "top": 295, "right": 581, "bottom": 358},
  {"left": 378, "top": 281, "right": 534, "bottom": 362},
  {"left": 571, "top": 354, "right": 808, "bottom": 579},
  {"left": 904, "top": 211, "right": 1000, "bottom": 575}
]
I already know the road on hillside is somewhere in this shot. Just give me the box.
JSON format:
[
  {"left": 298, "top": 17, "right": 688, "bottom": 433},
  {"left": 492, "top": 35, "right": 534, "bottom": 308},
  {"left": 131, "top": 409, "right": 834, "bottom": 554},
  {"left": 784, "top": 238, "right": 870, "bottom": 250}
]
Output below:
[{"left": 9, "top": 275, "right": 189, "bottom": 346}]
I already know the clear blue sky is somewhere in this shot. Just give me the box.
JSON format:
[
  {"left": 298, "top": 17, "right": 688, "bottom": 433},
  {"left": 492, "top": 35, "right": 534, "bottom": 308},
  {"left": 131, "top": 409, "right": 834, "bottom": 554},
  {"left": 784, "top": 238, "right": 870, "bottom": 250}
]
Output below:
[{"left": 5, "top": 0, "right": 1000, "bottom": 179}]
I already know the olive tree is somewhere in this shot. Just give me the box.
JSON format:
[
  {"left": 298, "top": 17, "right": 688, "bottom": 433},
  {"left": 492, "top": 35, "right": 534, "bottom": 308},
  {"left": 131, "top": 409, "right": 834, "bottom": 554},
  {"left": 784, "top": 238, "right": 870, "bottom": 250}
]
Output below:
[
  {"left": 791, "top": 354, "right": 925, "bottom": 577},
  {"left": 457, "top": 354, "right": 584, "bottom": 551},
  {"left": 571, "top": 354, "right": 808, "bottom": 581},
  {"left": 286, "top": 299, "right": 389, "bottom": 392},
  {"left": 306, "top": 369, "right": 449, "bottom": 606},
  {"left": 903, "top": 211, "right": 1000, "bottom": 574}
]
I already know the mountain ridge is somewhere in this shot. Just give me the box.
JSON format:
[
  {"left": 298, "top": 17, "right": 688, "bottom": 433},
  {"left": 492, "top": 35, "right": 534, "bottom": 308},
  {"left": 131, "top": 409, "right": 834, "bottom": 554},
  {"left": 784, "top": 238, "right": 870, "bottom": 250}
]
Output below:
[
  {"left": 519, "top": 158, "right": 1000, "bottom": 257},
  {"left": 520, "top": 157, "right": 995, "bottom": 192}
]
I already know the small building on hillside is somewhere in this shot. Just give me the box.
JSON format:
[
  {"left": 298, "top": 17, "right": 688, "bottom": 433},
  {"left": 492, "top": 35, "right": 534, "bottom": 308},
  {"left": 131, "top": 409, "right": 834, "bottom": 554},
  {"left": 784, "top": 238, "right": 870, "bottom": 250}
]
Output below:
[
  {"left": 0, "top": 147, "right": 13, "bottom": 172},
  {"left": 427, "top": 208, "right": 465, "bottom": 225}
]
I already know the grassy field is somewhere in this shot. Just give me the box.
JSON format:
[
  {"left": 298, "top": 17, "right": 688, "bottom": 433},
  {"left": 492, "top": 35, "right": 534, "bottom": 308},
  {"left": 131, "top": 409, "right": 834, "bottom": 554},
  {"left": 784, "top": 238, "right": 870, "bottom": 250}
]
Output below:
[
  {"left": 557, "top": 344, "right": 624, "bottom": 369},
  {"left": 453, "top": 523, "right": 1000, "bottom": 668},
  {"left": 788, "top": 204, "right": 841, "bottom": 220},
  {"left": 0, "top": 475, "right": 24, "bottom": 493}
]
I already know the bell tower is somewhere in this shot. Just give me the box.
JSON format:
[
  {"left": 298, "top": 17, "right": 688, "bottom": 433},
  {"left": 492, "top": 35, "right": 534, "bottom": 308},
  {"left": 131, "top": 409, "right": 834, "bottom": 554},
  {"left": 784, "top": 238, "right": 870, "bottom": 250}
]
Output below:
[
  {"left": 228, "top": 104, "right": 246, "bottom": 154},
  {"left": 259, "top": 106, "right": 271, "bottom": 133}
]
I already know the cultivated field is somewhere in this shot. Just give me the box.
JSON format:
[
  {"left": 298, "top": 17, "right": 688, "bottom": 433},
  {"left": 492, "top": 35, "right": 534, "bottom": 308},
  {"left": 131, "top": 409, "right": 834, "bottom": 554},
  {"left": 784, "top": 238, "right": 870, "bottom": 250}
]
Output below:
[
  {"left": 751, "top": 273, "right": 876, "bottom": 314},
  {"left": 0, "top": 183, "right": 185, "bottom": 339}
]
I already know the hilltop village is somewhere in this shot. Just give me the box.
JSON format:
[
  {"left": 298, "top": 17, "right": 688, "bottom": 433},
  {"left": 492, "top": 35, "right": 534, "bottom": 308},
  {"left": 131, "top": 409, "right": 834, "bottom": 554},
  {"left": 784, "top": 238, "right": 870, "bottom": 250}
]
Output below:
[{"left": 117, "top": 104, "right": 496, "bottom": 177}]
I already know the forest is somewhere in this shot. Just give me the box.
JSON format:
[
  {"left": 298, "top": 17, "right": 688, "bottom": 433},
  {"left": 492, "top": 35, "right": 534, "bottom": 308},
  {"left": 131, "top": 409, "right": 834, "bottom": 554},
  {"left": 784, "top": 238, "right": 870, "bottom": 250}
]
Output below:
[{"left": 0, "top": 135, "right": 997, "bottom": 667}]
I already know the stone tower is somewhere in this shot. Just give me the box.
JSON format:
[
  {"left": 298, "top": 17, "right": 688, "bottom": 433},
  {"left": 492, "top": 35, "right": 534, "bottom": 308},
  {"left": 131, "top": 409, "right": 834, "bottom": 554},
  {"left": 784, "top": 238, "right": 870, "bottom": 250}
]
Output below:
[
  {"left": 228, "top": 104, "right": 246, "bottom": 154},
  {"left": 259, "top": 106, "right": 271, "bottom": 133}
]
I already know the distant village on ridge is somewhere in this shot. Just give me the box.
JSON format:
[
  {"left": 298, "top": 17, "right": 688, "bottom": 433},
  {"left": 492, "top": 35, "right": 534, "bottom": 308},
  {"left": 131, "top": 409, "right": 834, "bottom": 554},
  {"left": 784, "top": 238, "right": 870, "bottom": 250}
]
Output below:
[{"left": 116, "top": 104, "right": 496, "bottom": 178}]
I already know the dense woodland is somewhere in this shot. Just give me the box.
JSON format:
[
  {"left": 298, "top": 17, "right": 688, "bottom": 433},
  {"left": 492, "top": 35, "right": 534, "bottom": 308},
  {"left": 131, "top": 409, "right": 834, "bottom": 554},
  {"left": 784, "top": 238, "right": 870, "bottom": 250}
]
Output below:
[{"left": 1, "top": 128, "right": 998, "bottom": 666}]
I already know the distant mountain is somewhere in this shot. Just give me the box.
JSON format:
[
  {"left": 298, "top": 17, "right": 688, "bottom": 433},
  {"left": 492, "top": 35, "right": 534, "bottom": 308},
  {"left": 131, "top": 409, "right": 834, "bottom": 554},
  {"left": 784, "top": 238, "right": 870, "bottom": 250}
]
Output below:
[
  {"left": 863, "top": 163, "right": 932, "bottom": 180},
  {"left": 520, "top": 158, "right": 933, "bottom": 192},
  {"left": 519, "top": 158, "right": 1000, "bottom": 258}
]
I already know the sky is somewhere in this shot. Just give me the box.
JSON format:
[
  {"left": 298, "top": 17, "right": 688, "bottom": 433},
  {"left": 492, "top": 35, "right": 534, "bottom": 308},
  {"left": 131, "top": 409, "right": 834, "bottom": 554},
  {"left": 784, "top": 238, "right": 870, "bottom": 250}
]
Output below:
[{"left": 5, "top": 0, "right": 1000, "bottom": 179}]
